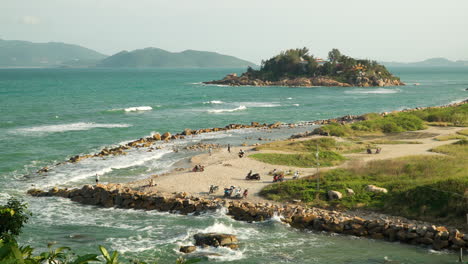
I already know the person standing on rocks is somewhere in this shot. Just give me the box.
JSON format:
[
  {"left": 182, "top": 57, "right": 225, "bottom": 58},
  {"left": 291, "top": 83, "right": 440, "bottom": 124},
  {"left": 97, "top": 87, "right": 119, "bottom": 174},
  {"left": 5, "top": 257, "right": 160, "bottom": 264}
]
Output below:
[{"left": 95, "top": 174, "right": 99, "bottom": 184}]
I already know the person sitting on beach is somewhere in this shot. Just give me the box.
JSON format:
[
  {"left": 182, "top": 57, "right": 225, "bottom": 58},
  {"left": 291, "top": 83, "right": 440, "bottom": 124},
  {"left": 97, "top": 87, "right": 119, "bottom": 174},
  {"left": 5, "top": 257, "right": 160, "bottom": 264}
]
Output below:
[
  {"left": 367, "top": 148, "right": 372, "bottom": 154},
  {"left": 238, "top": 149, "right": 245, "bottom": 158},
  {"left": 193, "top": 165, "right": 199, "bottom": 172},
  {"left": 375, "top": 147, "right": 382, "bottom": 154}
]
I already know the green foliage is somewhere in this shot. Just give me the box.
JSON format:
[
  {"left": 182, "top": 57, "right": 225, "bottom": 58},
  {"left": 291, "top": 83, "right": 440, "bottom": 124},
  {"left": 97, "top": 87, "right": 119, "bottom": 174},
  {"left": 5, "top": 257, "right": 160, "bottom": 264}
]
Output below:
[
  {"left": 318, "top": 112, "right": 427, "bottom": 137},
  {"left": 0, "top": 198, "right": 31, "bottom": 241},
  {"left": 99, "top": 245, "right": 120, "bottom": 264},
  {"left": 410, "top": 103, "right": 468, "bottom": 126},
  {"left": 246, "top": 47, "right": 398, "bottom": 83},
  {"left": 249, "top": 151, "right": 345, "bottom": 168}
]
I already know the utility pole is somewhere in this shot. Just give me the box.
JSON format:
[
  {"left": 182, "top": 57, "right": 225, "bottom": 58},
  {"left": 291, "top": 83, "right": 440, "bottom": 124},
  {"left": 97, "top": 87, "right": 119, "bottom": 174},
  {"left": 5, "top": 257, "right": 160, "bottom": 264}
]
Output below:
[{"left": 315, "top": 143, "right": 320, "bottom": 191}]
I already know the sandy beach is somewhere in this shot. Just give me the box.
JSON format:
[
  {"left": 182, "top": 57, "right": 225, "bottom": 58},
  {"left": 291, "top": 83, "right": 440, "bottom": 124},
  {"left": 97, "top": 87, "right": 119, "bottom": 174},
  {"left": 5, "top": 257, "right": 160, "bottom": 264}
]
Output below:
[{"left": 124, "top": 125, "right": 466, "bottom": 203}]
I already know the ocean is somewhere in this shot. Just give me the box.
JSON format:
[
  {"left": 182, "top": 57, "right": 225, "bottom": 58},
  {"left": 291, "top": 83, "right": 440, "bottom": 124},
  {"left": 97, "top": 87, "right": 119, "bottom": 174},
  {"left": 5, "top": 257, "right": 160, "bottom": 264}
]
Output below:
[{"left": 0, "top": 67, "right": 467, "bottom": 263}]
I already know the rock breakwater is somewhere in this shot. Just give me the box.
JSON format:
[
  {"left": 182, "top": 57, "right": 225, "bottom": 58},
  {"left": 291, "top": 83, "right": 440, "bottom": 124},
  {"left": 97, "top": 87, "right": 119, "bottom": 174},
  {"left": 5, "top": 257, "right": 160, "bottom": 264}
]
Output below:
[{"left": 28, "top": 184, "right": 468, "bottom": 251}]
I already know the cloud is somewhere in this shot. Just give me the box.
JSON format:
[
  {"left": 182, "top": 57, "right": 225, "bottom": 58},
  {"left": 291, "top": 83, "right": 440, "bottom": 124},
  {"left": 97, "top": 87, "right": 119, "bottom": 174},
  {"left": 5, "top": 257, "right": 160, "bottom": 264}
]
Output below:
[{"left": 20, "top": 16, "right": 41, "bottom": 25}]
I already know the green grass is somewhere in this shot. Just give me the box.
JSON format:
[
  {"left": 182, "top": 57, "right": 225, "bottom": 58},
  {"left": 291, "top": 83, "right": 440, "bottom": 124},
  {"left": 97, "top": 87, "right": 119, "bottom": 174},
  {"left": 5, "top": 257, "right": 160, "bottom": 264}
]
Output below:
[
  {"left": 255, "top": 137, "right": 365, "bottom": 154},
  {"left": 368, "top": 139, "right": 423, "bottom": 144},
  {"left": 457, "top": 128, "right": 468, "bottom": 136},
  {"left": 249, "top": 151, "right": 345, "bottom": 168},
  {"left": 260, "top": 139, "right": 468, "bottom": 225},
  {"left": 315, "top": 103, "right": 468, "bottom": 137},
  {"left": 433, "top": 134, "right": 466, "bottom": 141}
]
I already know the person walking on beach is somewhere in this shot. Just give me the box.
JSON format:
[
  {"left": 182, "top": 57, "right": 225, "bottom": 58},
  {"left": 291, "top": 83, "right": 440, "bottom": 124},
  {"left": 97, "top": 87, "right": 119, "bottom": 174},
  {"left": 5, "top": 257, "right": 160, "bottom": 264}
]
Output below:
[
  {"left": 95, "top": 174, "right": 99, "bottom": 184},
  {"left": 227, "top": 144, "right": 231, "bottom": 153},
  {"left": 208, "top": 147, "right": 212, "bottom": 156}
]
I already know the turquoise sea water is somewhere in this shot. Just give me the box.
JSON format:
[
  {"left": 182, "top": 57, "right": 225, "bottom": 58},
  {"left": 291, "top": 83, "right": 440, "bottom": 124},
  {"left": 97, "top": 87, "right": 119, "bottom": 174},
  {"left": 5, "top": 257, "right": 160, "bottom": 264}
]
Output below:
[{"left": 0, "top": 67, "right": 467, "bottom": 263}]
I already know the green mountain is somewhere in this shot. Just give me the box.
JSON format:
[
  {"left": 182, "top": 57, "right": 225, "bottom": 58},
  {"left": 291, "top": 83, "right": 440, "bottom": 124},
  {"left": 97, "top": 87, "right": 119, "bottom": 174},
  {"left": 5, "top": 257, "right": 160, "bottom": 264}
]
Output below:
[
  {"left": 97, "top": 48, "right": 256, "bottom": 68},
  {"left": 0, "top": 39, "right": 107, "bottom": 67},
  {"left": 382, "top": 58, "right": 468, "bottom": 67}
]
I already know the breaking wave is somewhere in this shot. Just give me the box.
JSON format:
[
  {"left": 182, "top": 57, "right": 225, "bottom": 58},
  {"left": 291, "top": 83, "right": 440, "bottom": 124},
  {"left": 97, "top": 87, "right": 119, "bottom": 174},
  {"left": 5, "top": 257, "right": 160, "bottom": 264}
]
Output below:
[
  {"left": 124, "top": 106, "right": 153, "bottom": 112},
  {"left": 207, "top": 105, "right": 247, "bottom": 113},
  {"left": 13, "top": 122, "right": 131, "bottom": 134},
  {"left": 204, "top": 100, "right": 224, "bottom": 104}
]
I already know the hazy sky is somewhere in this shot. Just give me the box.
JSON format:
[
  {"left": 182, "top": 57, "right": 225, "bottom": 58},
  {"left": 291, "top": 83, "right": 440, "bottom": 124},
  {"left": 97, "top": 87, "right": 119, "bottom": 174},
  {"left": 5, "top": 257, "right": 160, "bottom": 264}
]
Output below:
[{"left": 1, "top": 0, "right": 467, "bottom": 63}]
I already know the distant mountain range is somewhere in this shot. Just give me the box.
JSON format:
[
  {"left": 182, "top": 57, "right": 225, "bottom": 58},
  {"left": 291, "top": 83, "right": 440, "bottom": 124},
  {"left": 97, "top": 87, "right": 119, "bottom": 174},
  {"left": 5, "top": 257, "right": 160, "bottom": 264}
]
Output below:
[
  {"left": 97, "top": 48, "right": 256, "bottom": 68},
  {"left": 382, "top": 58, "right": 468, "bottom": 67},
  {"left": 0, "top": 39, "right": 256, "bottom": 68},
  {"left": 0, "top": 39, "right": 106, "bottom": 67}
]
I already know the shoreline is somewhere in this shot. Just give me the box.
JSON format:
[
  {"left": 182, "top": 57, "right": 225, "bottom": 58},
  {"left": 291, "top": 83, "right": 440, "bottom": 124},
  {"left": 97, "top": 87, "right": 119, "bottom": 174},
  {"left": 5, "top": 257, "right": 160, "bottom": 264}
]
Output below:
[
  {"left": 36, "top": 98, "right": 468, "bottom": 174},
  {"left": 27, "top": 98, "right": 468, "bottom": 252}
]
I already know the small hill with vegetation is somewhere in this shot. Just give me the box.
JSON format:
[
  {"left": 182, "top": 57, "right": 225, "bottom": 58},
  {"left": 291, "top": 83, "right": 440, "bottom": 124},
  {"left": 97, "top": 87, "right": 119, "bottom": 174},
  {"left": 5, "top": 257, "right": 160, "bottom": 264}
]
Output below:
[
  {"left": 97, "top": 48, "right": 256, "bottom": 68},
  {"left": 0, "top": 39, "right": 106, "bottom": 67},
  {"left": 205, "top": 48, "right": 404, "bottom": 87}
]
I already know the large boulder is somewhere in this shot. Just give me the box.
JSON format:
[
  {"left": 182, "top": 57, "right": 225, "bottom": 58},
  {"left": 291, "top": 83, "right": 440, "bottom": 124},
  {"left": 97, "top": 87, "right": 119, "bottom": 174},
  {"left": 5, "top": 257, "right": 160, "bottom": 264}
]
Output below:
[
  {"left": 366, "top": 185, "right": 388, "bottom": 194},
  {"left": 328, "top": 190, "right": 343, "bottom": 200},
  {"left": 194, "top": 233, "right": 238, "bottom": 249},
  {"left": 152, "top": 133, "right": 161, "bottom": 141},
  {"left": 161, "top": 132, "right": 172, "bottom": 141},
  {"left": 179, "top": 246, "right": 196, "bottom": 254}
]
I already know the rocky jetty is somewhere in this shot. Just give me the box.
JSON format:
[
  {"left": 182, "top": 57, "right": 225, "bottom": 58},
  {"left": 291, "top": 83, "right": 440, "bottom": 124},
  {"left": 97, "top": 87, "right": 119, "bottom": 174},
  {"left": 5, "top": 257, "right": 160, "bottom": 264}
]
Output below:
[
  {"left": 204, "top": 73, "right": 404, "bottom": 87},
  {"left": 28, "top": 184, "right": 468, "bottom": 251}
]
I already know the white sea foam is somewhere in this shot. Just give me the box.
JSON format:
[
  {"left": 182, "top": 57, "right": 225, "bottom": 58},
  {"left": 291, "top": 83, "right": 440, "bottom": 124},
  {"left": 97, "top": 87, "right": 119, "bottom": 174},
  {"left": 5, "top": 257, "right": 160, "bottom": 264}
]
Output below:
[
  {"left": 448, "top": 98, "right": 467, "bottom": 105},
  {"left": 287, "top": 97, "right": 293, "bottom": 100},
  {"left": 207, "top": 105, "right": 247, "bottom": 113},
  {"left": 13, "top": 122, "right": 131, "bottom": 134},
  {"left": 240, "top": 102, "right": 281, "bottom": 108},
  {"left": 35, "top": 148, "right": 172, "bottom": 188},
  {"left": 203, "top": 100, "right": 224, "bottom": 104},
  {"left": 292, "top": 104, "right": 300, "bottom": 106},
  {"left": 124, "top": 106, "right": 153, "bottom": 112},
  {"left": 344, "top": 88, "right": 400, "bottom": 94}
]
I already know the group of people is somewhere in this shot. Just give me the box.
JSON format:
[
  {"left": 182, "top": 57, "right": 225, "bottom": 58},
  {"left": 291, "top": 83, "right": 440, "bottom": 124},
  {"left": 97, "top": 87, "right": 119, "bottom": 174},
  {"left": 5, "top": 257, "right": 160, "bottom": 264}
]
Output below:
[
  {"left": 366, "top": 146, "right": 382, "bottom": 154},
  {"left": 192, "top": 164, "right": 205, "bottom": 172},
  {"left": 269, "top": 169, "right": 300, "bottom": 182},
  {"left": 224, "top": 186, "right": 248, "bottom": 199}
]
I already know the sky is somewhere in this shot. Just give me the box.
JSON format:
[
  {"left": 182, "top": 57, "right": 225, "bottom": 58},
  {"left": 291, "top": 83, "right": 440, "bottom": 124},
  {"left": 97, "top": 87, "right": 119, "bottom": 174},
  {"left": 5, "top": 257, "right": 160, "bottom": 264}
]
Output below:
[{"left": 1, "top": 0, "right": 467, "bottom": 64}]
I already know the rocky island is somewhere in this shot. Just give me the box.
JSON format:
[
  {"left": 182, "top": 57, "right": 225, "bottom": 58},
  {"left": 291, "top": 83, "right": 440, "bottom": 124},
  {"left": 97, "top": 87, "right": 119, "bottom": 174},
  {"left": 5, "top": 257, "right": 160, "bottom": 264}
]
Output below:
[{"left": 205, "top": 48, "right": 404, "bottom": 87}]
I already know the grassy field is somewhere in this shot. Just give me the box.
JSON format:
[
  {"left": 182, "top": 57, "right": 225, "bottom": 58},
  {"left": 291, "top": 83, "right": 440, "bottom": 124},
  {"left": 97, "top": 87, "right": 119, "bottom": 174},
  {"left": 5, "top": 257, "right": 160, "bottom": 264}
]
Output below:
[
  {"left": 260, "top": 139, "right": 468, "bottom": 225},
  {"left": 316, "top": 103, "right": 468, "bottom": 137},
  {"left": 255, "top": 137, "right": 366, "bottom": 154},
  {"left": 249, "top": 151, "right": 345, "bottom": 168},
  {"left": 433, "top": 134, "right": 466, "bottom": 141},
  {"left": 367, "top": 139, "right": 423, "bottom": 144}
]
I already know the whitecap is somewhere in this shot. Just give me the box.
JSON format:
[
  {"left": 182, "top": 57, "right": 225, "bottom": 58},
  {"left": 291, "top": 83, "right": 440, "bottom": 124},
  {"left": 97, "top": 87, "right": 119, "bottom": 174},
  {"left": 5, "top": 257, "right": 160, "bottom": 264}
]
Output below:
[
  {"left": 292, "top": 104, "right": 300, "bottom": 106},
  {"left": 344, "top": 88, "right": 400, "bottom": 94},
  {"left": 207, "top": 105, "right": 247, "bottom": 113},
  {"left": 13, "top": 122, "right": 131, "bottom": 134},
  {"left": 287, "top": 97, "right": 293, "bottom": 100},
  {"left": 124, "top": 106, "right": 153, "bottom": 112},
  {"left": 203, "top": 100, "right": 224, "bottom": 104},
  {"left": 240, "top": 102, "right": 281, "bottom": 108}
]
